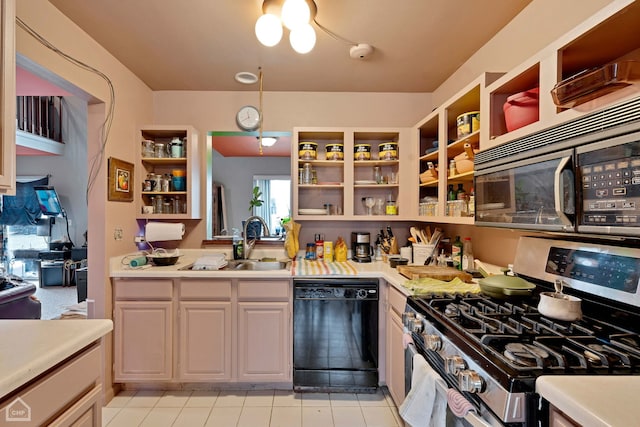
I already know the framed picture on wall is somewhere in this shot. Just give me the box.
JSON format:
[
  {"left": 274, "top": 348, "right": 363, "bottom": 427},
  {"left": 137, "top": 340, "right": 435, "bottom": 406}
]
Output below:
[{"left": 108, "top": 157, "right": 134, "bottom": 202}]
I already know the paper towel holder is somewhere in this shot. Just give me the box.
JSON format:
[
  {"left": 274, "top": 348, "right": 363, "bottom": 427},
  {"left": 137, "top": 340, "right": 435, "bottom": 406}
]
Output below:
[{"left": 143, "top": 222, "right": 185, "bottom": 250}]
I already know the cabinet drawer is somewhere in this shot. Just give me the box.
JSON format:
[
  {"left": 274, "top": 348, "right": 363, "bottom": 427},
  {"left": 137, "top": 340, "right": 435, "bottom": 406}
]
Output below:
[
  {"left": 114, "top": 279, "right": 173, "bottom": 300},
  {"left": 388, "top": 285, "right": 407, "bottom": 315},
  {"left": 238, "top": 280, "right": 290, "bottom": 301},
  {"left": 179, "top": 279, "right": 232, "bottom": 300},
  {"left": 49, "top": 384, "right": 101, "bottom": 427},
  {"left": 0, "top": 344, "right": 100, "bottom": 427}
]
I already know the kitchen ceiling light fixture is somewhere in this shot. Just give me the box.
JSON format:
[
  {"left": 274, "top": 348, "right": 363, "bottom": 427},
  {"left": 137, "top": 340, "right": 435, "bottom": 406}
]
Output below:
[
  {"left": 255, "top": 0, "right": 372, "bottom": 57},
  {"left": 234, "top": 71, "right": 259, "bottom": 84},
  {"left": 259, "top": 136, "right": 278, "bottom": 147},
  {"left": 256, "top": 0, "right": 317, "bottom": 54}
]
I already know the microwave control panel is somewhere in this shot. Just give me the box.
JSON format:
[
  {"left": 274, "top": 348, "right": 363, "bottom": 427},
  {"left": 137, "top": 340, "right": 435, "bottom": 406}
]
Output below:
[{"left": 580, "top": 156, "right": 640, "bottom": 226}]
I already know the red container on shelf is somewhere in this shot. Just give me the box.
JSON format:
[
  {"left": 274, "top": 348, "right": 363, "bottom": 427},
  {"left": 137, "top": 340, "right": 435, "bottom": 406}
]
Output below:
[{"left": 503, "top": 87, "right": 539, "bottom": 132}]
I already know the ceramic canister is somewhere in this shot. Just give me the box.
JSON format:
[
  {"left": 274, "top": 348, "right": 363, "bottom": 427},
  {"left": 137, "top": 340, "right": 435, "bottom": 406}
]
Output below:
[
  {"left": 325, "top": 143, "right": 344, "bottom": 160},
  {"left": 354, "top": 144, "right": 371, "bottom": 160},
  {"left": 378, "top": 142, "right": 398, "bottom": 160},
  {"left": 298, "top": 142, "right": 317, "bottom": 160}
]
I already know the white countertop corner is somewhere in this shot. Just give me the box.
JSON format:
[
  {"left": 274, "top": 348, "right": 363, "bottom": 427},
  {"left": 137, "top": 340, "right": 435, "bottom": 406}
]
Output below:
[
  {"left": 0, "top": 319, "right": 113, "bottom": 399},
  {"left": 536, "top": 375, "right": 640, "bottom": 427}
]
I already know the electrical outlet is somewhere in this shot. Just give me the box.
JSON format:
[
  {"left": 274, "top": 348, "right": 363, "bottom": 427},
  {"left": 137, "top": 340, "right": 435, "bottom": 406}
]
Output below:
[
  {"left": 114, "top": 228, "right": 123, "bottom": 240},
  {"left": 134, "top": 236, "right": 145, "bottom": 243}
]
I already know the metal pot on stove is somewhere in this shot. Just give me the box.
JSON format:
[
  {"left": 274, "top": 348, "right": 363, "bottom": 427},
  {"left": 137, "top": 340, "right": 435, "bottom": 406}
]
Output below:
[{"left": 537, "top": 279, "right": 582, "bottom": 321}]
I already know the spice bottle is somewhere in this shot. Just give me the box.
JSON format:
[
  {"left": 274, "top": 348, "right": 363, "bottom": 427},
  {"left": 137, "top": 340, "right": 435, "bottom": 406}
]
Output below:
[
  {"left": 462, "top": 237, "right": 474, "bottom": 271},
  {"left": 315, "top": 234, "right": 325, "bottom": 259}
]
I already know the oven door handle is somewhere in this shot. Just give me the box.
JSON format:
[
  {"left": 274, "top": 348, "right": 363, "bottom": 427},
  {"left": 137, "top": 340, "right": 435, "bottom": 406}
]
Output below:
[
  {"left": 406, "top": 350, "right": 495, "bottom": 427},
  {"left": 430, "top": 377, "right": 495, "bottom": 427}
]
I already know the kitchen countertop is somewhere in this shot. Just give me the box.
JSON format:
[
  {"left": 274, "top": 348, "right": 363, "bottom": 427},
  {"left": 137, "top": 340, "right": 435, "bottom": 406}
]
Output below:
[
  {"left": 0, "top": 319, "right": 113, "bottom": 399},
  {"left": 110, "top": 249, "right": 412, "bottom": 296},
  {"left": 111, "top": 249, "right": 640, "bottom": 419},
  {"left": 536, "top": 376, "right": 640, "bottom": 426}
]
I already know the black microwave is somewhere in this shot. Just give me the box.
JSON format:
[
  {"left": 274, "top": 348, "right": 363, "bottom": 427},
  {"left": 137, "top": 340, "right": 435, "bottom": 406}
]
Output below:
[{"left": 474, "top": 96, "right": 640, "bottom": 237}]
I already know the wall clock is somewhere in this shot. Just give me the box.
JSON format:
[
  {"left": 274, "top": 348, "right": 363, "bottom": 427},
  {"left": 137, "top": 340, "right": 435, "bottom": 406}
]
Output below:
[{"left": 236, "top": 105, "right": 261, "bottom": 131}]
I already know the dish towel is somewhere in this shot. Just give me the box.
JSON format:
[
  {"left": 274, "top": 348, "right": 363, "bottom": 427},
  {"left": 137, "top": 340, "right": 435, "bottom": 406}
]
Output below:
[
  {"left": 399, "top": 354, "right": 447, "bottom": 427},
  {"left": 292, "top": 258, "right": 359, "bottom": 276},
  {"left": 446, "top": 388, "right": 476, "bottom": 418}
]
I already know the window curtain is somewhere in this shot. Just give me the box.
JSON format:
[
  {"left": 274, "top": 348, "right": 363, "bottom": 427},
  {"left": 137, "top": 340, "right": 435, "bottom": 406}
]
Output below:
[{"left": 0, "top": 177, "right": 48, "bottom": 225}]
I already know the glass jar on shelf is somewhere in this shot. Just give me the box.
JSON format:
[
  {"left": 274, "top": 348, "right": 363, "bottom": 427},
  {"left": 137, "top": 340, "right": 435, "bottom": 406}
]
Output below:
[{"left": 152, "top": 196, "right": 163, "bottom": 214}]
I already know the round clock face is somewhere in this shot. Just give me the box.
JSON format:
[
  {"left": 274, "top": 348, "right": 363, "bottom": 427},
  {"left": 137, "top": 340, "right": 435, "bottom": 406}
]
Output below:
[{"left": 236, "top": 105, "right": 261, "bottom": 131}]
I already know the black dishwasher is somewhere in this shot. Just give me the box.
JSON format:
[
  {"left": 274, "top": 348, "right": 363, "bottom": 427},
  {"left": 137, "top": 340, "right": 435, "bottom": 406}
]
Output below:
[{"left": 293, "top": 278, "right": 378, "bottom": 392}]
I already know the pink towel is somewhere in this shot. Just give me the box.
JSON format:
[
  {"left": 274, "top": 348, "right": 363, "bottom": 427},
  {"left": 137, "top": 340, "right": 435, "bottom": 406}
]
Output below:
[
  {"left": 403, "top": 332, "right": 414, "bottom": 349},
  {"left": 446, "top": 388, "right": 476, "bottom": 418}
]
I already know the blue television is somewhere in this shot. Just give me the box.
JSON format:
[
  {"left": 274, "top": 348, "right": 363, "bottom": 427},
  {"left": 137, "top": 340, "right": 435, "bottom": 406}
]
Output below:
[{"left": 34, "top": 186, "right": 64, "bottom": 216}]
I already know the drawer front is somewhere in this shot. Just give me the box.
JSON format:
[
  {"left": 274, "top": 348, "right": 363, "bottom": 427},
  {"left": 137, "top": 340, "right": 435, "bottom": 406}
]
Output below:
[
  {"left": 388, "top": 285, "right": 407, "bottom": 315},
  {"left": 238, "top": 280, "right": 290, "bottom": 301},
  {"left": 0, "top": 344, "right": 100, "bottom": 427},
  {"left": 114, "top": 279, "right": 173, "bottom": 300},
  {"left": 179, "top": 279, "right": 232, "bottom": 300},
  {"left": 48, "top": 384, "right": 101, "bottom": 427}
]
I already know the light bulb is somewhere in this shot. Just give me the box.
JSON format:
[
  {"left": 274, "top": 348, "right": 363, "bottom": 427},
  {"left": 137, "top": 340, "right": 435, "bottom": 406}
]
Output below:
[
  {"left": 289, "top": 23, "right": 316, "bottom": 54},
  {"left": 281, "top": 0, "right": 310, "bottom": 30},
  {"left": 261, "top": 137, "right": 277, "bottom": 147},
  {"left": 255, "top": 13, "right": 283, "bottom": 47}
]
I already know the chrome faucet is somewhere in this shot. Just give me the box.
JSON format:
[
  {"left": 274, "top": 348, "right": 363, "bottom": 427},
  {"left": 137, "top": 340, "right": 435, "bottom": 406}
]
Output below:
[{"left": 242, "top": 215, "right": 270, "bottom": 259}]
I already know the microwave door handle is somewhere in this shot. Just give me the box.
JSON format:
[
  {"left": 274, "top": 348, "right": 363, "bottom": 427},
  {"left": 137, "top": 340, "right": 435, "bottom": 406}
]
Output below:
[{"left": 554, "top": 156, "right": 574, "bottom": 229}]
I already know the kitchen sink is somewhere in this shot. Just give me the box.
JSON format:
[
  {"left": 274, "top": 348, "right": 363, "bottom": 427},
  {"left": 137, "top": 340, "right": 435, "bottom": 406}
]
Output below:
[
  {"left": 180, "top": 259, "right": 291, "bottom": 271},
  {"left": 223, "top": 259, "right": 291, "bottom": 271}
]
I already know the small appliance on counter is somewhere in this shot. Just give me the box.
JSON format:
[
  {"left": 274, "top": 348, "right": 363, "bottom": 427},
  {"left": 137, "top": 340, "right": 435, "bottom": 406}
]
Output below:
[{"left": 351, "top": 232, "right": 373, "bottom": 263}]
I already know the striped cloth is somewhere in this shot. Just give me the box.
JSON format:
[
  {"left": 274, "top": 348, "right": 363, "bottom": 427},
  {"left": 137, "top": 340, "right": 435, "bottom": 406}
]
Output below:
[{"left": 292, "top": 258, "right": 359, "bottom": 276}]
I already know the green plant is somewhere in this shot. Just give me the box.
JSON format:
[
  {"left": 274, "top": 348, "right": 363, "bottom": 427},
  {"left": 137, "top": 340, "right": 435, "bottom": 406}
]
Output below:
[{"left": 248, "top": 186, "right": 264, "bottom": 211}]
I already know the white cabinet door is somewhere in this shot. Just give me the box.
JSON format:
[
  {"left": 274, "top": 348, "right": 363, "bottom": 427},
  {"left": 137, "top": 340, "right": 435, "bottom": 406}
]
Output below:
[
  {"left": 178, "top": 301, "right": 232, "bottom": 381},
  {"left": 114, "top": 301, "right": 173, "bottom": 381},
  {"left": 237, "top": 302, "right": 291, "bottom": 382},
  {"left": 386, "top": 309, "right": 405, "bottom": 406}
]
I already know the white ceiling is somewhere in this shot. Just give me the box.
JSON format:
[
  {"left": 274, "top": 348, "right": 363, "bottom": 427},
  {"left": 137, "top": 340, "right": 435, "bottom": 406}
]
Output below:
[{"left": 48, "top": 0, "right": 532, "bottom": 93}]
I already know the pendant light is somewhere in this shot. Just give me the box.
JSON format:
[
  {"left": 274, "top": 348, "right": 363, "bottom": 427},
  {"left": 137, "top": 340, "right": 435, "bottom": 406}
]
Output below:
[{"left": 255, "top": 0, "right": 317, "bottom": 54}]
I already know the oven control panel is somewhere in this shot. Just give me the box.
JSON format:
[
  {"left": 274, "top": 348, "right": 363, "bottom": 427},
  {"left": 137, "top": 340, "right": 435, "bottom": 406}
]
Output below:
[{"left": 545, "top": 246, "right": 640, "bottom": 294}]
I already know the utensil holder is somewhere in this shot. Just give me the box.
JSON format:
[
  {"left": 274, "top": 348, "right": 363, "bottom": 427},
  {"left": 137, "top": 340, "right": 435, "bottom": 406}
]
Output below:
[{"left": 412, "top": 243, "right": 435, "bottom": 265}]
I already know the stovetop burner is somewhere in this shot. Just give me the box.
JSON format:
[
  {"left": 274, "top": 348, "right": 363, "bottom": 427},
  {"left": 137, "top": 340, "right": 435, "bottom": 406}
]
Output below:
[{"left": 408, "top": 291, "right": 640, "bottom": 377}]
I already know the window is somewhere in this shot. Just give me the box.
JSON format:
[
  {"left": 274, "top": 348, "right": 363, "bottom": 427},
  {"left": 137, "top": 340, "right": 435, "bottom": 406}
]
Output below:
[{"left": 253, "top": 176, "right": 291, "bottom": 235}]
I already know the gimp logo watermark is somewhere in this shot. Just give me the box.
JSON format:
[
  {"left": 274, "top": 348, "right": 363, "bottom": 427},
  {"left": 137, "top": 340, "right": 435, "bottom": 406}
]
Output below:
[{"left": 5, "top": 397, "right": 31, "bottom": 422}]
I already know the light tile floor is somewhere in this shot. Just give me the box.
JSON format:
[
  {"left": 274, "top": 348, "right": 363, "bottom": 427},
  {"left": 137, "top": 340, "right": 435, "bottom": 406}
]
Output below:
[{"left": 103, "top": 388, "right": 404, "bottom": 427}]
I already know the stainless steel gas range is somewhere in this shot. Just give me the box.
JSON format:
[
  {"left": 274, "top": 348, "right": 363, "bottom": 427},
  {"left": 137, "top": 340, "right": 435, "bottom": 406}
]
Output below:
[{"left": 403, "top": 236, "right": 640, "bottom": 426}]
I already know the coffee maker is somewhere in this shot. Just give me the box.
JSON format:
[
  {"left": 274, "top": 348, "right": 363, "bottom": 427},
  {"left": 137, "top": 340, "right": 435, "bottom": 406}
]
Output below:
[{"left": 351, "top": 232, "right": 373, "bottom": 263}]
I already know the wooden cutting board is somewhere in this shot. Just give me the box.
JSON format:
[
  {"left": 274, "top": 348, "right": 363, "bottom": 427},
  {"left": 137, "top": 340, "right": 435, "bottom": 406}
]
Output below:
[{"left": 397, "top": 265, "right": 473, "bottom": 282}]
